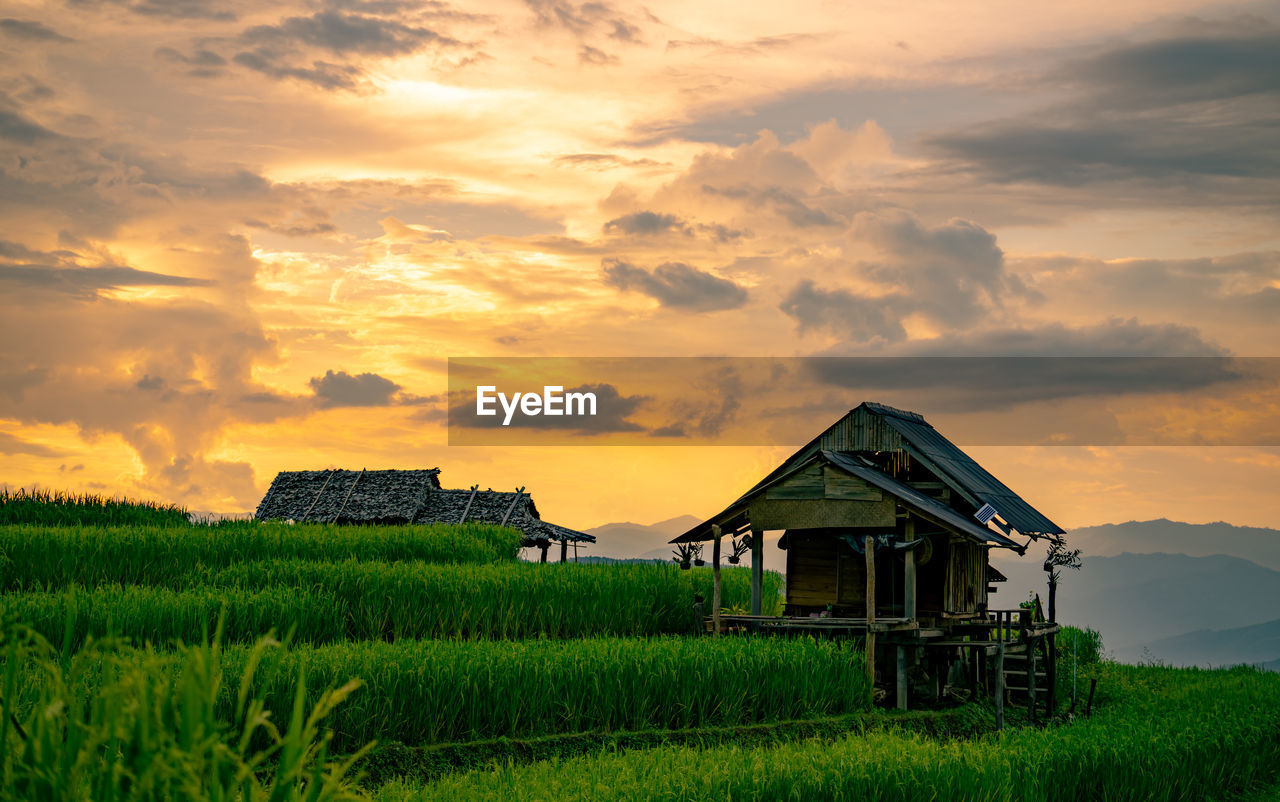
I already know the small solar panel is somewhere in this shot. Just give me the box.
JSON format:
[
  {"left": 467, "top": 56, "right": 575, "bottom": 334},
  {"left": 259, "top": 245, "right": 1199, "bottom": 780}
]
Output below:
[{"left": 974, "top": 503, "right": 998, "bottom": 524}]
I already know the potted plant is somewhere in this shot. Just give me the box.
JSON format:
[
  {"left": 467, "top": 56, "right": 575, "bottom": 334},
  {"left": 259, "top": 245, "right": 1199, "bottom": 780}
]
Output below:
[
  {"left": 672, "top": 543, "right": 695, "bottom": 570},
  {"left": 692, "top": 543, "right": 705, "bottom": 567},
  {"left": 819, "top": 603, "right": 834, "bottom": 619},
  {"left": 727, "top": 537, "right": 749, "bottom": 565}
]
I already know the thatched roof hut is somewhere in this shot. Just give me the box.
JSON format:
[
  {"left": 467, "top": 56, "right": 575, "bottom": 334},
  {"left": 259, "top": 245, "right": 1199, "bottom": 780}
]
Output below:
[{"left": 254, "top": 468, "right": 592, "bottom": 552}]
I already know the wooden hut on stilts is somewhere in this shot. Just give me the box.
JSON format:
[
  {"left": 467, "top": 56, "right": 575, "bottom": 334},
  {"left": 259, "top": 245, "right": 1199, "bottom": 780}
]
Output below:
[{"left": 672, "top": 402, "right": 1065, "bottom": 719}]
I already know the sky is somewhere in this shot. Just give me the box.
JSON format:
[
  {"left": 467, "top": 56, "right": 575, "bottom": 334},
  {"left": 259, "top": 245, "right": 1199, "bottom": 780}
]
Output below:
[{"left": 1, "top": 0, "right": 1278, "bottom": 535}]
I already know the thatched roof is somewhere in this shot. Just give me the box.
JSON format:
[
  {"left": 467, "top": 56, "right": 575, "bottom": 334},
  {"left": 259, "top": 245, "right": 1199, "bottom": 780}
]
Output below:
[
  {"left": 414, "top": 488, "right": 594, "bottom": 544},
  {"left": 255, "top": 469, "right": 440, "bottom": 524},
  {"left": 254, "top": 468, "right": 592, "bottom": 544}
]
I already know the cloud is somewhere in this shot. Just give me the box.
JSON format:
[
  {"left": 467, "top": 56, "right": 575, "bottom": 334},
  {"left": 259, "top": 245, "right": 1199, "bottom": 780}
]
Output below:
[
  {"left": 602, "top": 258, "right": 748, "bottom": 311},
  {"left": 603, "top": 210, "right": 686, "bottom": 235},
  {"left": 155, "top": 47, "right": 228, "bottom": 78},
  {"left": 0, "top": 18, "right": 73, "bottom": 42},
  {"left": 0, "top": 431, "right": 63, "bottom": 457},
  {"left": 308, "top": 369, "right": 403, "bottom": 408},
  {"left": 926, "top": 26, "right": 1280, "bottom": 190},
  {"left": 0, "top": 264, "right": 215, "bottom": 298},
  {"left": 578, "top": 45, "right": 618, "bottom": 65},
  {"left": 231, "top": 11, "right": 464, "bottom": 89},
  {"left": 67, "top": 0, "right": 236, "bottom": 21},
  {"left": 779, "top": 279, "right": 907, "bottom": 344},
  {"left": 799, "top": 319, "right": 1243, "bottom": 412}
]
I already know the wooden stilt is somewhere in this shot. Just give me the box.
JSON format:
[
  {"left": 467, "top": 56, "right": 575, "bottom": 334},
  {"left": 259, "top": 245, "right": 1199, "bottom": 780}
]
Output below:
[
  {"left": 865, "top": 535, "right": 876, "bottom": 691},
  {"left": 994, "top": 642, "right": 1005, "bottom": 731},
  {"left": 711, "top": 524, "right": 723, "bottom": 636},
  {"left": 1028, "top": 638, "right": 1038, "bottom": 725},
  {"left": 560, "top": 537, "right": 567, "bottom": 562},
  {"left": 750, "top": 527, "right": 763, "bottom": 616},
  {"left": 896, "top": 645, "right": 908, "bottom": 710}
]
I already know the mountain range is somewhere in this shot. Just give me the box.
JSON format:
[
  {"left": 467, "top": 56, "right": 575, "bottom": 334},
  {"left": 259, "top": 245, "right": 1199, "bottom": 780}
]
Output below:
[{"left": 585, "top": 517, "right": 1280, "bottom": 670}]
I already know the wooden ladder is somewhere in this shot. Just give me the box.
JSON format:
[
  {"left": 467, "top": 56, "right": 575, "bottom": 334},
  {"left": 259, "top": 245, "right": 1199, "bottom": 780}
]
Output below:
[{"left": 1001, "top": 639, "right": 1049, "bottom": 719}]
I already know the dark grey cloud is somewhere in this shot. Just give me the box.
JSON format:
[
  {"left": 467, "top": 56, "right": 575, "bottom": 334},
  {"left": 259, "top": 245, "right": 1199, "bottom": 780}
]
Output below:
[
  {"left": 67, "top": 0, "right": 236, "bottom": 21},
  {"left": 799, "top": 319, "right": 1246, "bottom": 413},
  {"left": 0, "top": 264, "right": 215, "bottom": 298},
  {"left": 701, "top": 184, "right": 839, "bottom": 228},
  {"left": 240, "top": 10, "right": 457, "bottom": 55},
  {"left": 857, "top": 211, "right": 1027, "bottom": 329},
  {"left": 778, "top": 279, "right": 908, "bottom": 343},
  {"left": 231, "top": 11, "right": 462, "bottom": 89},
  {"left": 308, "top": 369, "right": 402, "bottom": 408},
  {"left": 603, "top": 210, "right": 686, "bottom": 235},
  {"left": 0, "top": 109, "right": 60, "bottom": 144},
  {"left": 0, "top": 431, "right": 62, "bottom": 457},
  {"left": 0, "top": 18, "right": 73, "bottom": 42},
  {"left": 578, "top": 45, "right": 618, "bottom": 66},
  {"left": 926, "top": 27, "right": 1280, "bottom": 189},
  {"left": 155, "top": 47, "right": 228, "bottom": 78},
  {"left": 602, "top": 258, "right": 748, "bottom": 312},
  {"left": 779, "top": 212, "right": 1024, "bottom": 342}
]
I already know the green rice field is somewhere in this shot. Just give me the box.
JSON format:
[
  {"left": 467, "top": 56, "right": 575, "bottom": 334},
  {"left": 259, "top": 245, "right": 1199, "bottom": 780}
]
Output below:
[{"left": 1, "top": 493, "right": 1277, "bottom": 801}]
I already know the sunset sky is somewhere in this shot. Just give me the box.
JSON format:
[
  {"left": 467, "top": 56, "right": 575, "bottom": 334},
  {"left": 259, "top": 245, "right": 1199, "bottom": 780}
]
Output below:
[{"left": 1, "top": 0, "right": 1278, "bottom": 536}]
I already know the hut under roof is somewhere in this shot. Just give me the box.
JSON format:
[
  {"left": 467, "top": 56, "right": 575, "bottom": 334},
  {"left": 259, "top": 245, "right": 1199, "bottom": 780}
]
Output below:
[{"left": 254, "top": 468, "right": 592, "bottom": 559}]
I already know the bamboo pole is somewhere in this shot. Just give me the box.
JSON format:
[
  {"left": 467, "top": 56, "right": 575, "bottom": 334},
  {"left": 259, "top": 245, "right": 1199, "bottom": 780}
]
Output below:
[
  {"left": 896, "top": 646, "right": 907, "bottom": 710},
  {"left": 749, "top": 529, "right": 763, "bottom": 612},
  {"left": 865, "top": 535, "right": 876, "bottom": 690},
  {"left": 711, "top": 524, "right": 723, "bottom": 636},
  {"left": 994, "top": 642, "right": 1005, "bottom": 730}
]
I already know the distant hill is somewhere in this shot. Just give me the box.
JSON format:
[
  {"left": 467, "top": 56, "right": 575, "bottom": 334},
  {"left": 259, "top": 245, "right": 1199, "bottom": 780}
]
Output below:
[
  {"left": 584, "top": 515, "right": 702, "bottom": 560},
  {"left": 1065, "top": 519, "right": 1280, "bottom": 571},
  {"left": 991, "top": 551, "right": 1280, "bottom": 652},
  {"left": 1123, "top": 618, "right": 1280, "bottom": 668}
]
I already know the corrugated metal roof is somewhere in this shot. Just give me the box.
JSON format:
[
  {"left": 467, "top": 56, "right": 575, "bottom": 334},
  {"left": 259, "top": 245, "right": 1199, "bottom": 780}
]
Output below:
[
  {"left": 672, "top": 401, "right": 1063, "bottom": 542},
  {"left": 879, "top": 414, "right": 1064, "bottom": 535},
  {"left": 821, "top": 451, "right": 1021, "bottom": 549}
]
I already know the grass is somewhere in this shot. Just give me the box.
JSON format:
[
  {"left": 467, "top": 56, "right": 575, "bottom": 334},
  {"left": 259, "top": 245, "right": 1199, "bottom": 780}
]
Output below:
[
  {"left": 0, "top": 628, "right": 366, "bottom": 801},
  {"left": 8, "top": 635, "right": 870, "bottom": 757},
  {"left": 0, "top": 521, "right": 524, "bottom": 591},
  {"left": 355, "top": 706, "right": 994, "bottom": 787},
  {"left": 0, "top": 487, "right": 190, "bottom": 527},
  {"left": 1, "top": 562, "right": 783, "bottom": 644},
  {"left": 220, "top": 636, "right": 869, "bottom": 752},
  {"left": 366, "top": 661, "right": 1280, "bottom": 801}
]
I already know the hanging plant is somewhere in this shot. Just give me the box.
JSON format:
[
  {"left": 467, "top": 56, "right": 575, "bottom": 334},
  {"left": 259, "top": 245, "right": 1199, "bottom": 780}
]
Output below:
[
  {"left": 727, "top": 536, "right": 750, "bottom": 565},
  {"left": 691, "top": 542, "right": 705, "bottom": 566},
  {"left": 672, "top": 543, "right": 695, "bottom": 570}
]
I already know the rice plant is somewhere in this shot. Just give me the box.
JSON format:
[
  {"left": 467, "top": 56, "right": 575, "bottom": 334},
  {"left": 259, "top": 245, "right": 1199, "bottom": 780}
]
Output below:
[
  {"left": 0, "top": 626, "right": 368, "bottom": 801},
  {"left": 218, "top": 635, "right": 871, "bottom": 752},
  {"left": 0, "top": 521, "right": 524, "bottom": 591},
  {"left": 0, "top": 562, "right": 783, "bottom": 644},
  {"left": 367, "top": 662, "right": 1280, "bottom": 802},
  {"left": 0, "top": 487, "right": 190, "bottom": 527}
]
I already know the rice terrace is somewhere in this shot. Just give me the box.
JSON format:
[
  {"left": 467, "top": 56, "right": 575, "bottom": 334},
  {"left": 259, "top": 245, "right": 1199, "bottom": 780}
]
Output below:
[
  {"left": 1, "top": 403, "right": 1278, "bottom": 801},
  {"left": 4, "top": 3, "right": 1280, "bottom": 797}
]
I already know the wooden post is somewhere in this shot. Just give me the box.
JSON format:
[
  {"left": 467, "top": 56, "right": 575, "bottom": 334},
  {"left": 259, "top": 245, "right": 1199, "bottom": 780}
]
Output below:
[
  {"left": 539, "top": 542, "right": 548, "bottom": 563},
  {"left": 1028, "top": 638, "right": 1038, "bottom": 725},
  {"left": 1047, "top": 574, "right": 1058, "bottom": 716},
  {"left": 711, "top": 524, "right": 723, "bottom": 636},
  {"left": 865, "top": 535, "right": 876, "bottom": 691},
  {"left": 994, "top": 642, "right": 1005, "bottom": 731},
  {"left": 903, "top": 548, "right": 916, "bottom": 620},
  {"left": 560, "top": 537, "right": 568, "bottom": 562},
  {"left": 750, "top": 527, "right": 763, "bottom": 616},
  {"left": 1085, "top": 677, "right": 1097, "bottom": 717},
  {"left": 896, "top": 645, "right": 908, "bottom": 710}
]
